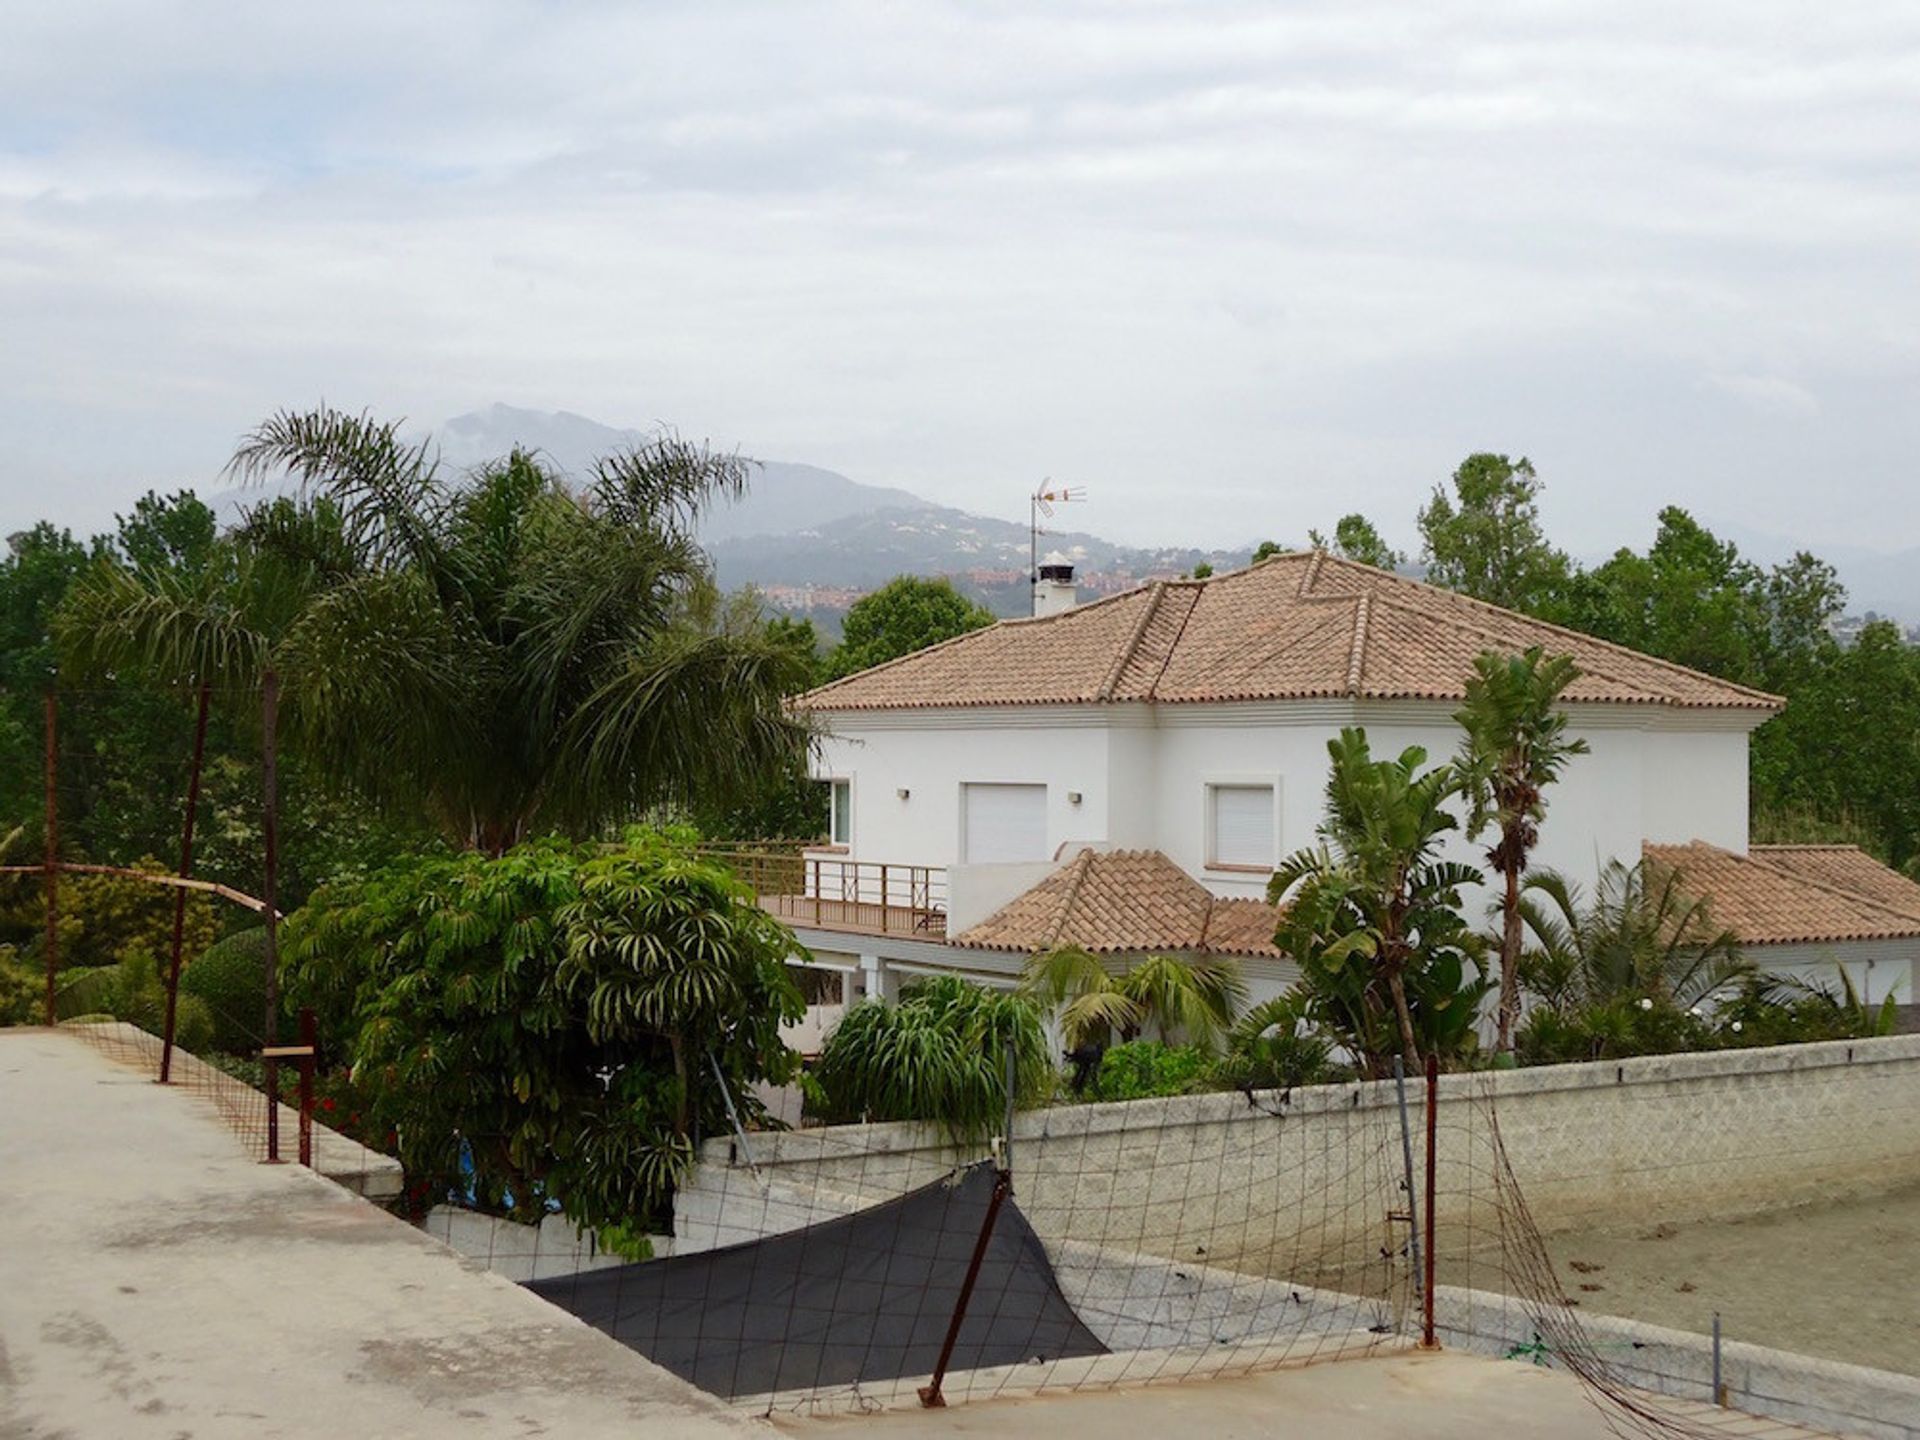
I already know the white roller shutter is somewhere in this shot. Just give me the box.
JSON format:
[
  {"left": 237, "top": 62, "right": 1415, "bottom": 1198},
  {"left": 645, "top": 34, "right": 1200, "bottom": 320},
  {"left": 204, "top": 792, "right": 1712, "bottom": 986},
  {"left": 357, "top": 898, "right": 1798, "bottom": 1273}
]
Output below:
[
  {"left": 1211, "top": 785, "right": 1275, "bottom": 868},
  {"left": 962, "top": 783, "right": 1048, "bottom": 863}
]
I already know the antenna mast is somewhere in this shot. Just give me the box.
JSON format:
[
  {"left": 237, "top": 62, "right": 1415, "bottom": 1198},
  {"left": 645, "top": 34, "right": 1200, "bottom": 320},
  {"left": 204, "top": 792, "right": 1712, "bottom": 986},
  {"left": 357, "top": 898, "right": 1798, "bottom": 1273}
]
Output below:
[{"left": 1029, "top": 481, "right": 1087, "bottom": 615}]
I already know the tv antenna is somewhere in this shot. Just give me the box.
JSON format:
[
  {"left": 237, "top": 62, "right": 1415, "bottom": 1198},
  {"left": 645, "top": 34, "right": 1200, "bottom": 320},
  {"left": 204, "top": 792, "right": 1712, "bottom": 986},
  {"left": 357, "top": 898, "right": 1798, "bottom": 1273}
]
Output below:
[{"left": 1030, "top": 480, "right": 1087, "bottom": 602}]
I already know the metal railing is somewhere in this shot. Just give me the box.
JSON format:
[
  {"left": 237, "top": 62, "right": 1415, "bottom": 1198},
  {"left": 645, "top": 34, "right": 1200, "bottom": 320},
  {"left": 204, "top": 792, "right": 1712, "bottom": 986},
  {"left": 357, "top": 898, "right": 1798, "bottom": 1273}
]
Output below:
[{"left": 700, "top": 846, "right": 948, "bottom": 938}]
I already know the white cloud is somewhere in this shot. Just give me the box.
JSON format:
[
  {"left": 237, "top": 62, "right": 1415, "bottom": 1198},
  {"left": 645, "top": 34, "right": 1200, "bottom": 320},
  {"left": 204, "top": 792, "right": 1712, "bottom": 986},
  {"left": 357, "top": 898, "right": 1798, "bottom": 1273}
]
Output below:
[{"left": 1, "top": 0, "right": 1918, "bottom": 553}]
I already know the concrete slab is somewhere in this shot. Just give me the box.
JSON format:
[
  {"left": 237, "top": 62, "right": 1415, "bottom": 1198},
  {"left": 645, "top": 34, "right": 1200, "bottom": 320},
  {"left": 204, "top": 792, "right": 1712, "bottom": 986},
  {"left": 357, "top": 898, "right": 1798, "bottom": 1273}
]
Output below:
[
  {"left": 771, "top": 1349, "right": 1830, "bottom": 1439},
  {"left": 0, "top": 1027, "right": 759, "bottom": 1439}
]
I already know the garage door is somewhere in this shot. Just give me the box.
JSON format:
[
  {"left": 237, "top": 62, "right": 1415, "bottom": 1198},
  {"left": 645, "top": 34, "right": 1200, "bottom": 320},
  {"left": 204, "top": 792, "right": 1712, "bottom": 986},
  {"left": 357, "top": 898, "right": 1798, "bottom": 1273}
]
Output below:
[{"left": 962, "top": 783, "right": 1048, "bottom": 863}]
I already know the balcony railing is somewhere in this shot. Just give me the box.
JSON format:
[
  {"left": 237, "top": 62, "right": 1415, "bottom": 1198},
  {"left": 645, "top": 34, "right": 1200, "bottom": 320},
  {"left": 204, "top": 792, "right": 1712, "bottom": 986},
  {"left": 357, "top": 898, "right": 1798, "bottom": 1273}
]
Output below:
[{"left": 700, "top": 847, "right": 948, "bottom": 939}]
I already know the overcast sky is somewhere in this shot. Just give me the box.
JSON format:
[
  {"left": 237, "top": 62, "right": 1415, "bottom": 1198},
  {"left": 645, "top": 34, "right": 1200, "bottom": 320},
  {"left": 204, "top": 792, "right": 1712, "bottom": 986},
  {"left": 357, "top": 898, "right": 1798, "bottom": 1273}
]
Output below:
[{"left": 4, "top": 1, "right": 1917, "bottom": 559}]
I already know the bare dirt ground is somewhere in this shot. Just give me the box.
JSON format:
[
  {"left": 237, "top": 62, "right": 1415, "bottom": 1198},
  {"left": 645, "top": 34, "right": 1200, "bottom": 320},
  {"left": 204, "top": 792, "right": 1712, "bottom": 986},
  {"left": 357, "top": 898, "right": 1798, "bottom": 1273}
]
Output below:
[{"left": 1533, "top": 1184, "right": 1920, "bottom": 1377}]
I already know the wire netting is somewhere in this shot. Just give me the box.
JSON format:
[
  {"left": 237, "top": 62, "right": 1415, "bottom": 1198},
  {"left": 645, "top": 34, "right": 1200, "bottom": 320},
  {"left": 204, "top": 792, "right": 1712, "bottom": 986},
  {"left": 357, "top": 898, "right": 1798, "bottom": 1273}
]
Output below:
[
  {"left": 1428, "top": 1071, "right": 1830, "bottom": 1440},
  {"left": 527, "top": 1072, "right": 1422, "bottom": 1416}
]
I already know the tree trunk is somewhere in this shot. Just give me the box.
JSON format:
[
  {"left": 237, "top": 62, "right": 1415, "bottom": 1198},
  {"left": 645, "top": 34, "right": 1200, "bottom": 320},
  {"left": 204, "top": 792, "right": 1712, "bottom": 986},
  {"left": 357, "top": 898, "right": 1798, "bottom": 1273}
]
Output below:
[
  {"left": 668, "top": 1032, "right": 689, "bottom": 1136},
  {"left": 1496, "top": 861, "right": 1524, "bottom": 1052},
  {"left": 1387, "top": 967, "right": 1422, "bottom": 1073}
]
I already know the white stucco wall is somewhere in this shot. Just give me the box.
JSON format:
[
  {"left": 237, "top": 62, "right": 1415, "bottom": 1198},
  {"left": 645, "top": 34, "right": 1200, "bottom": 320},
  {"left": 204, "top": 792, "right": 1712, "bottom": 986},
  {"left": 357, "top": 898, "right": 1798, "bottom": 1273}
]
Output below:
[
  {"left": 1753, "top": 937, "right": 1917, "bottom": 1006},
  {"left": 812, "top": 698, "right": 1760, "bottom": 920}
]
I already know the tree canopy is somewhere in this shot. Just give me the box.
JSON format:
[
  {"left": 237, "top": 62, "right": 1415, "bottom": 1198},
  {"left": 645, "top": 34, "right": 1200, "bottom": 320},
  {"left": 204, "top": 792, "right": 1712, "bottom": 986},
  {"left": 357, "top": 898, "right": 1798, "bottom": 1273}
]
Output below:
[
  {"left": 825, "top": 575, "right": 996, "bottom": 680},
  {"left": 1270, "top": 729, "right": 1488, "bottom": 1072},
  {"left": 282, "top": 830, "right": 804, "bottom": 1231},
  {"left": 1417, "top": 453, "right": 1574, "bottom": 615},
  {"left": 1310, "top": 514, "right": 1404, "bottom": 572},
  {"left": 57, "top": 409, "right": 813, "bottom": 852}
]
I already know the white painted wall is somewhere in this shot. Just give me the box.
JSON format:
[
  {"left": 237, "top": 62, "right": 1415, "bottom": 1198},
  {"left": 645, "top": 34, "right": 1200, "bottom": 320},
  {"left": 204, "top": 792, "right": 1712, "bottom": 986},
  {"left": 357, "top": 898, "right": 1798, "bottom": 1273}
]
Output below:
[
  {"left": 814, "top": 698, "right": 1759, "bottom": 920},
  {"left": 1753, "top": 938, "right": 1917, "bottom": 1007}
]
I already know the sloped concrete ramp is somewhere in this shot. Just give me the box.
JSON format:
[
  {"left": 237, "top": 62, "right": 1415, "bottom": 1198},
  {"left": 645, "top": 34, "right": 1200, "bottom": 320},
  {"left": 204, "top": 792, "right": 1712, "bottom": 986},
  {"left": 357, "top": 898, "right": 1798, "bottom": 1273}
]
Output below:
[{"left": 0, "top": 1028, "right": 756, "bottom": 1439}]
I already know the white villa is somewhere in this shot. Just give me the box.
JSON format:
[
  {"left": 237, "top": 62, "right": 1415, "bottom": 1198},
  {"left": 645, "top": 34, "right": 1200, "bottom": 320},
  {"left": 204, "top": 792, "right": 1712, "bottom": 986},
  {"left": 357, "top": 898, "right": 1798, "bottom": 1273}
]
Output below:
[{"left": 745, "top": 551, "right": 1920, "bottom": 1021}]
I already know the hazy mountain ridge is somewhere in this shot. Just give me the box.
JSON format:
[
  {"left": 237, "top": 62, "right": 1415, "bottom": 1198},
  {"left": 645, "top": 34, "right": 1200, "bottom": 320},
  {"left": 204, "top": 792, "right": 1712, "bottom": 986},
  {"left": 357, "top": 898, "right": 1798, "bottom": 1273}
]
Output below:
[{"left": 201, "top": 404, "right": 1918, "bottom": 626}]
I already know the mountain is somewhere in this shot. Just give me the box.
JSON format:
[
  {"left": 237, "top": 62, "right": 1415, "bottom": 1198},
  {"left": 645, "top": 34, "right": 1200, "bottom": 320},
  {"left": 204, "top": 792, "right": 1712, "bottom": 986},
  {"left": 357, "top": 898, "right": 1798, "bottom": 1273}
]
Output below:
[
  {"left": 434, "top": 405, "right": 930, "bottom": 544},
  {"left": 207, "top": 404, "right": 1914, "bottom": 629},
  {"left": 203, "top": 405, "right": 1243, "bottom": 622},
  {"left": 203, "top": 403, "right": 930, "bottom": 545}
]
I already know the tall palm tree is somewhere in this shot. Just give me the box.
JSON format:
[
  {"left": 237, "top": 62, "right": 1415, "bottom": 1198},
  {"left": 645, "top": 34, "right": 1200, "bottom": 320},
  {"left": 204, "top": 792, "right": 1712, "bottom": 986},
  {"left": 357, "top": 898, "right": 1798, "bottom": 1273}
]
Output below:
[
  {"left": 1455, "top": 646, "right": 1590, "bottom": 1052},
  {"left": 1269, "top": 728, "right": 1483, "bottom": 1072},
  {"left": 57, "top": 408, "right": 811, "bottom": 851},
  {"left": 1020, "top": 947, "right": 1247, "bottom": 1053},
  {"left": 1517, "top": 860, "right": 1749, "bottom": 1011}
]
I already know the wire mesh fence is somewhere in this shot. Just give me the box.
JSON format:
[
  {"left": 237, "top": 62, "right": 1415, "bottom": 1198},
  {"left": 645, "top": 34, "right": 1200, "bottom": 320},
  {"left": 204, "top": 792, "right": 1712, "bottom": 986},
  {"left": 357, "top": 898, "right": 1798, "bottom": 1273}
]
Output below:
[{"left": 523, "top": 1067, "right": 1423, "bottom": 1416}]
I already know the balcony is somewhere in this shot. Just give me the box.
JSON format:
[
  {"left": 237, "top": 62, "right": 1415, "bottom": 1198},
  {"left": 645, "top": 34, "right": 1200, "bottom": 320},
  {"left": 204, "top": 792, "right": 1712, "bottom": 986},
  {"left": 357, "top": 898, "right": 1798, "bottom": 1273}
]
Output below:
[{"left": 701, "top": 848, "right": 948, "bottom": 939}]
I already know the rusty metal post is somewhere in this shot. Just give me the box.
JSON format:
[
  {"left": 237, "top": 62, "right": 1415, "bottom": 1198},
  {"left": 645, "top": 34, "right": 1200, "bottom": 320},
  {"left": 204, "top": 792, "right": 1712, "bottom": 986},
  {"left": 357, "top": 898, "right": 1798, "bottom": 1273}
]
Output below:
[
  {"left": 918, "top": 1168, "right": 1011, "bottom": 1408},
  {"left": 160, "top": 682, "right": 213, "bottom": 1083},
  {"left": 879, "top": 863, "right": 889, "bottom": 932},
  {"left": 1421, "top": 1052, "right": 1439, "bottom": 1349},
  {"left": 297, "top": 1007, "right": 316, "bottom": 1168},
  {"left": 261, "top": 671, "right": 283, "bottom": 1163},
  {"left": 42, "top": 691, "right": 58, "bottom": 1027}
]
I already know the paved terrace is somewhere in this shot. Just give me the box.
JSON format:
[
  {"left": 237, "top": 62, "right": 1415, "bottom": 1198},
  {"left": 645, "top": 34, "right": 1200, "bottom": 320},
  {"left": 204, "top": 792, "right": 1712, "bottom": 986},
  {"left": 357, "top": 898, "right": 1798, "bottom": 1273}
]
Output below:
[{"left": 0, "top": 1028, "right": 751, "bottom": 1439}]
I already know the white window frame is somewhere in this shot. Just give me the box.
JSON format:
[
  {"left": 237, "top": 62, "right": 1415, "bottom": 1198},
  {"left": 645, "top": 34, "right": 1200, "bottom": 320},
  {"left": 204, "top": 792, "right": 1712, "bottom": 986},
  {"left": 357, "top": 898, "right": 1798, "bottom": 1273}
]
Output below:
[
  {"left": 959, "top": 781, "right": 1050, "bottom": 864},
  {"left": 826, "top": 777, "right": 852, "bottom": 848},
  {"left": 1204, "top": 778, "right": 1280, "bottom": 872}
]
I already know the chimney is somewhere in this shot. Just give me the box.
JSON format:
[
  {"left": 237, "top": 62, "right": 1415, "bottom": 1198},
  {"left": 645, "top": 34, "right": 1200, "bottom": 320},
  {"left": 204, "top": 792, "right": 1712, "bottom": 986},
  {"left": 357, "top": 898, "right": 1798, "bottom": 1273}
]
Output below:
[{"left": 1033, "top": 551, "right": 1077, "bottom": 618}]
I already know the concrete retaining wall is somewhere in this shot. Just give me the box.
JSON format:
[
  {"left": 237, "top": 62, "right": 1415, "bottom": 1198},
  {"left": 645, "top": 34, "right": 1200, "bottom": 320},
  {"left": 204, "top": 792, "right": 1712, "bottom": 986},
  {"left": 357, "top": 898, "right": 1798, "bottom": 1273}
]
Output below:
[
  {"left": 683, "top": 1035, "right": 1920, "bottom": 1260},
  {"left": 1436, "top": 1286, "right": 1920, "bottom": 1440}
]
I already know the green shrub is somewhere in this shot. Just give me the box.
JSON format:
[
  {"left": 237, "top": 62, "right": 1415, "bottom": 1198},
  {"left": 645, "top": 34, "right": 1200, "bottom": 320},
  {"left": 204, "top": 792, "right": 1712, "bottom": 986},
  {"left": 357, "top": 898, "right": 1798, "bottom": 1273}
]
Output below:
[
  {"left": 54, "top": 964, "right": 120, "bottom": 1020},
  {"left": 114, "top": 950, "right": 215, "bottom": 1053},
  {"left": 1514, "top": 995, "right": 1712, "bottom": 1065},
  {"left": 0, "top": 951, "right": 39, "bottom": 1025},
  {"left": 181, "top": 927, "right": 270, "bottom": 1054},
  {"left": 813, "top": 976, "right": 1051, "bottom": 1136},
  {"left": 1712, "top": 968, "right": 1900, "bottom": 1047},
  {"left": 1213, "top": 995, "right": 1341, "bottom": 1093},
  {"left": 1082, "top": 1041, "right": 1213, "bottom": 1102}
]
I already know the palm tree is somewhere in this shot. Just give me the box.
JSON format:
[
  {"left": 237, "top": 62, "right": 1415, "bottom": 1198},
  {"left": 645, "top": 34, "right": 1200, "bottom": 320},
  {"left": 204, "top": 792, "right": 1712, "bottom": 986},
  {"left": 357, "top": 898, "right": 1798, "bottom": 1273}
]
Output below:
[
  {"left": 1269, "top": 728, "right": 1483, "bottom": 1073},
  {"left": 1517, "top": 860, "right": 1749, "bottom": 1011},
  {"left": 813, "top": 976, "right": 1051, "bottom": 1137},
  {"left": 57, "top": 408, "right": 812, "bottom": 851},
  {"left": 1455, "top": 646, "right": 1590, "bottom": 1052},
  {"left": 1020, "top": 947, "right": 1247, "bottom": 1053}
]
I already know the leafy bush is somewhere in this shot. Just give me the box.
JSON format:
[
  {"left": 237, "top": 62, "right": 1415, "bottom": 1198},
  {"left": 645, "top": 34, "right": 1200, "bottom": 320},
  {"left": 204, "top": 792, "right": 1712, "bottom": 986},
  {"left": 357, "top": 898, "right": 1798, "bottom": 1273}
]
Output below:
[
  {"left": 55, "top": 949, "right": 216, "bottom": 1052},
  {"left": 1081, "top": 1041, "right": 1213, "bottom": 1102},
  {"left": 1213, "top": 995, "right": 1340, "bottom": 1093},
  {"left": 1514, "top": 995, "right": 1712, "bottom": 1065},
  {"left": 181, "top": 927, "right": 270, "bottom": 1054},
  {"left": 281, "top": 829, "right": 803, "bottom": 1233},
  {"left": 0, "top": 950, "right": 39, "bottom": 1025},
  {"left": 51, "top": 860, "right": 219, "bottom": 972},
  {"left": 1712, "top": 968, "right": 1900, "bottom": 1047},
  {"left": 812, "top": 975, "right": 1050, "bottom": 1137}
]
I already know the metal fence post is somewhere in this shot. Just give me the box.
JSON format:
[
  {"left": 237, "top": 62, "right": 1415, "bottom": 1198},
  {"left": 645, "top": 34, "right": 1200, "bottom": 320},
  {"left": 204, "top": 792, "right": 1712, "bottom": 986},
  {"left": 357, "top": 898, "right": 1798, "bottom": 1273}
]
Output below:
[
  {"left": 42, "top": 691, "right": 58, "bottom": 1027},
  {"left": 261, "top": 671, "right": 282, "bottom": 1164},
  {"left": 918, "top": 1169, "right": 1011, "bottom": 1409},
  {"left": 160, "top": 681, "right": 212, "bottom": 1084},
  {"left": 297, "top": 1007, "right": 316, "bottom": 1168},
  {"left": 1394, "top": 1056, "right": 1423, "bottom": 1297},
  {"left": 1421, "top": 1052, "right": 1439, "bottom": 1349}
]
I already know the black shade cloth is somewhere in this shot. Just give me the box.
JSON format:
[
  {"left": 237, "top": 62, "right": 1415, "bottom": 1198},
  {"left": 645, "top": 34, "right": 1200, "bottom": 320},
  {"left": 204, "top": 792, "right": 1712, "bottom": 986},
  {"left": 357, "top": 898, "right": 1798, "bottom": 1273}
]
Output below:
[{"left": 527, "top": 1161, "right": 1108, "bottom": 1399}]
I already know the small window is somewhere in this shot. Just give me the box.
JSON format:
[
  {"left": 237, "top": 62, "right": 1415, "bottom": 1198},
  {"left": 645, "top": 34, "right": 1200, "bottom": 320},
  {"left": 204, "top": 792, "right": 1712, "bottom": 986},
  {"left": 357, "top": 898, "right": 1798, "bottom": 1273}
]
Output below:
[
  {"left": 1209, "top": 784, "right": 1275, "bottom": 869},
  {"left": 828, "top": 779, "right": 852, "bottom": 846}
]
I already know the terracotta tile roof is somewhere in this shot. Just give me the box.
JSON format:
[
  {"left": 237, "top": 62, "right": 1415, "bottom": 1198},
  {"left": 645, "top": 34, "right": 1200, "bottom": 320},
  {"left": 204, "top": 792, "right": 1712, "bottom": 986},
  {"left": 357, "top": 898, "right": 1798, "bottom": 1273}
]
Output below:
[
  {"left": 1643, "top": 841, "right": 1920, "bottom": 946},
  {"left": 797, "top": 553, "right": 1782, "bottom": 713},
  {"left": 951, "top": 848, "right": 1283, "bottom": 959}
]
